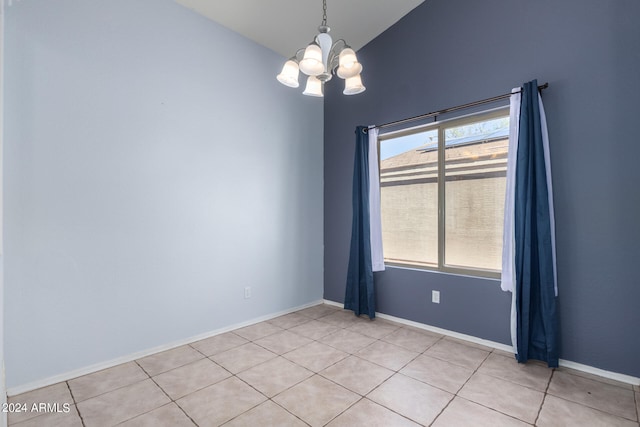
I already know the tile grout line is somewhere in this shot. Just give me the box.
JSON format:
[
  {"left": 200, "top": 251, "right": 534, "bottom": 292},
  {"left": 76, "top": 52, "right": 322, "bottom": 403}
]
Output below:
[
  {"left": 354, "top": 324, "right": 491, "bottom": 425},
  {"left": 65, "top": 362, "right": 153, "bottom": 407},
  {"left": 227, "top": 358, "right": 306, "bottom": 424},
  {"left": 280, "top": 342, "right": 349, "bottom": 374},
  {"left": 65, "top": 381, "right": 87, "bottom": 427},
  {"left": 432, "top": 346, "right": 543, "bottom": 426},
  {"left": 187, "top": 343, "right": 209, "bottom": 359},
  {"left": 547, "top": 370, "right": 639, "bottom": 422},
  {"left": 429, "top": 344, "right": 492, "bottom": 426},
  {"left": 533, "top": 367, "right": 555, "bottom": 426},
  {"left": 555, "top": 367, "right": 637, "bottom": 392},
  {"left": 534, "top": 395, "right": 548, "bottom": 426},
  {"left": 139, "top": 351, "right": 275, "bottom": 424},
  {"left": 315, "top": 319, "right": 419, "bottom": 426},
  {"left": 140, "top": 347, "right": 266, "bottom": 426},
  {"left": 268, "top": 399, "right": 312, "bottom": 427},
  {"left": 265, "top": 310, "right": 344, "bottom": 426},
  {"left": 317, "top": 322, "right": 447, "bottom": 426},
  {"left": 358, "top": 370, "right": 422, "bottom": 426},
  {"left": 132, "top": 360, "right": 201, "bottom": 427},
  {"left": 385, "top": 337, "right": 471, "bottom": 397},
  {"left": 355, "top": 330, "right": 440, "bottom": 382},
  {"left": 230, "top": 329, "right": 316, "bottom": 421},
  {"left": 540, "top": 392, "right": 640, "bottom": 424},
  {"left": 461, "top": 349, "right": 550, "bottom": 426},
  {"left": 466, "top": 355, "right": 638, "bottom": 426},
  {"left": 475, "top": 351, "right": 555, "bottom": 394},
  {"left": 239, "top": 313, "right": 406, "bottom": 425},
  {"left": 319, "top": 396, "right": 364, "bottom": 427}
]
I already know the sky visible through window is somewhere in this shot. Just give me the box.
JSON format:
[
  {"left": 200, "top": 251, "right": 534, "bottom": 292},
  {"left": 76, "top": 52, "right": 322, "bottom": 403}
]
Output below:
[
  {"left": 380, "top": 117, "right": 509, "bottom": 161},
  {"left": 380, "top": 130, "right": 437, "bottom": 161}
]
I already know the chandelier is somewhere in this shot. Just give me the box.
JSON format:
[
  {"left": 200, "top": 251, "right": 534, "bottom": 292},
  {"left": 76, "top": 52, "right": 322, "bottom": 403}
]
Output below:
[{"left": 276, "top": 0, "right": 366, "bottom": 97}]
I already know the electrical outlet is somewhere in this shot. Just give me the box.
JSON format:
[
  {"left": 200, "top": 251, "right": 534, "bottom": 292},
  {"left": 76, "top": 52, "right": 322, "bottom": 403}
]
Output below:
[
  {"left": 432, "top": 290, "right": 440, "bottom": 304},
  {"left": 244, "top": 286, "right": 252, "bottom": 299}
]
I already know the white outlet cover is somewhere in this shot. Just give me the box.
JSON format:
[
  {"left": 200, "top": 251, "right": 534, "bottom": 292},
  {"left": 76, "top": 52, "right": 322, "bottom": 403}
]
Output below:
[{"left": 432, "top": 290, "right": 440, "bottom": 304}]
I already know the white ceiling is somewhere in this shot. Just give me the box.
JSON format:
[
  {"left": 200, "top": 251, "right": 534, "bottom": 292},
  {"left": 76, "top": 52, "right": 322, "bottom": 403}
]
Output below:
[{"left": 174, "top": 0, "right": 425, "bottom": 58}]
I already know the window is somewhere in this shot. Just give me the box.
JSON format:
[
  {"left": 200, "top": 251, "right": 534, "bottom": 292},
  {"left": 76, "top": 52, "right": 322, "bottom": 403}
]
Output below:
[{"left": 379, "top": 108, "right": 509, "bottom": 278}]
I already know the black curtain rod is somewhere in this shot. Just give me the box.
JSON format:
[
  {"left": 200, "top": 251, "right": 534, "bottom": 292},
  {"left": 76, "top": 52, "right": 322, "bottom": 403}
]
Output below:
[{"left": 367, "top": 82, "right": 548, "bottom": 132}]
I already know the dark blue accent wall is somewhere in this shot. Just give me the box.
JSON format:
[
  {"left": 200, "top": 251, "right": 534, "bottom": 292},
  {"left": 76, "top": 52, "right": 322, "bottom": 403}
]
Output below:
[{"left": 324, "top": 0, "right": 640, "bottom": 377}]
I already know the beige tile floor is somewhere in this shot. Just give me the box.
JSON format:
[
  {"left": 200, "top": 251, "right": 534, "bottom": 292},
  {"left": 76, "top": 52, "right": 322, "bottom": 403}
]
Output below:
[{"left": 7, "top": 304, "right": 640, "bottom": 426}]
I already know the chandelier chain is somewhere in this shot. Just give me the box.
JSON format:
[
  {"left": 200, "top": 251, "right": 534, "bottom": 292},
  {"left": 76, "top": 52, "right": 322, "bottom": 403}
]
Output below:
[{"left": 322, "top": 0, "right": 327, "bottom": 26}]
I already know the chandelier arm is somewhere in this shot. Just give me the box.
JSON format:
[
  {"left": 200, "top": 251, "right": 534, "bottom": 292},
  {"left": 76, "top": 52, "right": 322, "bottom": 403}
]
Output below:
[
  {"left": 294, "top": 47, "right": 307, "bottom": 62},
  {"left": 327, "top": 39, "right": 348, "bottom": 75}
]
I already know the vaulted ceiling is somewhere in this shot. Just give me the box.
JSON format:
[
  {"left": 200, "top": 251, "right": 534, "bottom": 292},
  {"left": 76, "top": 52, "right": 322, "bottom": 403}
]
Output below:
[{"left": 174, "top": 0, "right": 425, "bottom": 57}]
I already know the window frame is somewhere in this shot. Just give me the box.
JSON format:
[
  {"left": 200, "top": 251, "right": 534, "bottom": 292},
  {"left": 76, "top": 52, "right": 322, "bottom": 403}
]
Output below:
[{"left": 378, "top": 107, "right": 509, "bottom": 279}]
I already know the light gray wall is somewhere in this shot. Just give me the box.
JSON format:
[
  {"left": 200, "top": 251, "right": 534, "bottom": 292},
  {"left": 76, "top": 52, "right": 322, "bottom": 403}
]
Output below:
[
  {"left": 324, "top": 0, "right": 640, "bottom": 377},
  {"left": 4, "top": 0, "right": 323, "bottom": 389},
  {"left": 1, "top": 0, "right": 7, "bottom": 421}
]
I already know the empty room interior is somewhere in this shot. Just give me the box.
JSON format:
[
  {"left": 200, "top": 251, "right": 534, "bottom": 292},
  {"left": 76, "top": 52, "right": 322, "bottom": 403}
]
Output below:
[{"left": 1, "top": 0, "right": 639, "bottom": 426}]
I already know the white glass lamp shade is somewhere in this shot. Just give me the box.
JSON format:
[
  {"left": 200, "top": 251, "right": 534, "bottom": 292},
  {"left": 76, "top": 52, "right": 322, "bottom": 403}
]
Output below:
[
  {"left": 337, "top": 62, "right": 362, "bottom": 79},
  {"left": 337, "top": 48, "right": 362, "bottom": 79},
  {"left": 277, "top": 60, "right": 300, "bottom": 88},
  {"left": 343, "top": 74, "right": 366, "bottom": 95},
  {"left": 339, "top": 48, "right": 358, "bottom": 67},
  {"left": 299, "top": 43, "right": 325, "bottom": 76},
  {"left": 303, "top": 75, "right": 324, "bottom": 97}
]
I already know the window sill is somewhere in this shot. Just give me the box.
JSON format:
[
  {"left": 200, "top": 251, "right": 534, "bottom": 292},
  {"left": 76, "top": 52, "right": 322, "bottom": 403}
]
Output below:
[{"left": 382, "top": 263, "right": 501, "bottom": 281}]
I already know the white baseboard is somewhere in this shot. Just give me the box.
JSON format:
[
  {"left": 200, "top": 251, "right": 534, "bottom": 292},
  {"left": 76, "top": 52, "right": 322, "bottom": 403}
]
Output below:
[
  {"left": 322, "top": 299, "right": 513, "bottom": 353},
  {"left": 7, "top": 300, "right": 324, "bottom": 397},
  {"left": 557, "top": 359, "right": 640, "bottom": 386},
  {"left": 324, "top": 299, "right": 640, "bottom": 386}
]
